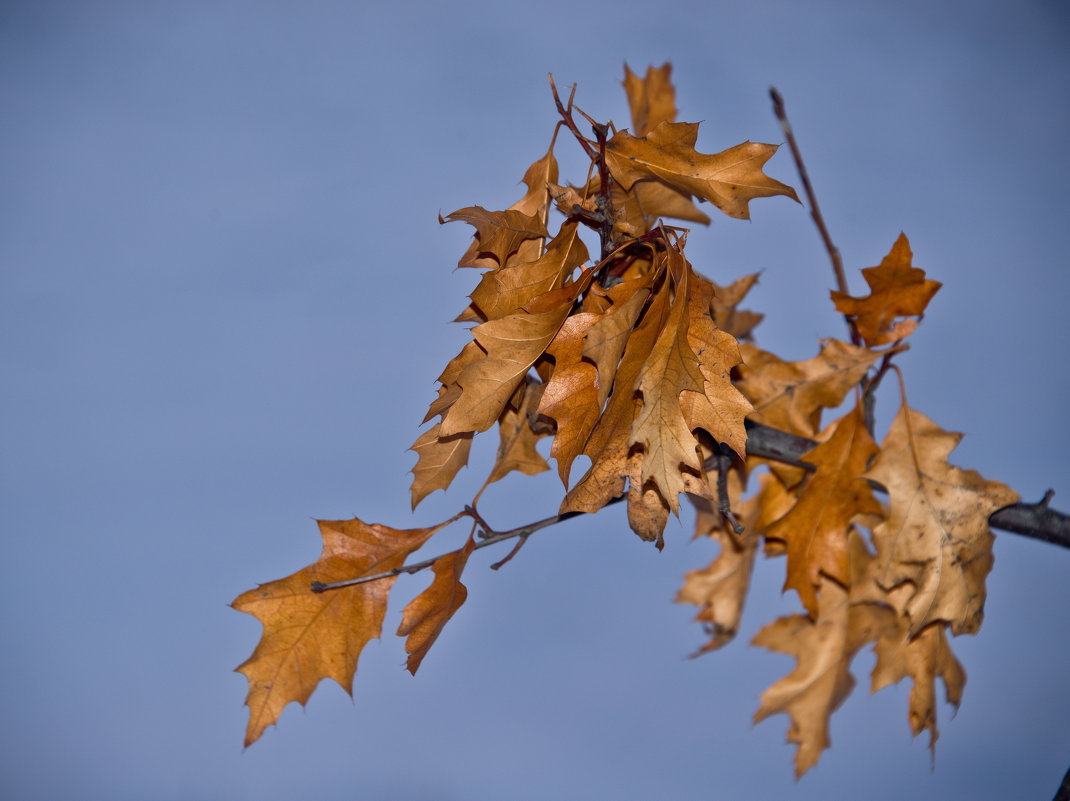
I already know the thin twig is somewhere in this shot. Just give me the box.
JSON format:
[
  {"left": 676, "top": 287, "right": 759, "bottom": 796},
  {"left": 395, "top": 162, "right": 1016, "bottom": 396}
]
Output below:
[
  {"left": 769, "top": 87, "right": 860, "bottom": 348},
  {"left": 716, "top": 443, "right": 745, "bottom": 535}
]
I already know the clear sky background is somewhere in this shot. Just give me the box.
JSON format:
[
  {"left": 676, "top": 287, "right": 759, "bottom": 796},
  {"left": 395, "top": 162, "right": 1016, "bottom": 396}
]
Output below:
[{"left": 2, "top": 1, "right": 1069, "bottom": 799}]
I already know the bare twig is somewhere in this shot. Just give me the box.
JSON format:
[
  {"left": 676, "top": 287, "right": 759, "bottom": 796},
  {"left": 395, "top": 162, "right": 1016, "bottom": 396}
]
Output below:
[{"left": 770, "top": 87, "right": 860, "bottom": 348}]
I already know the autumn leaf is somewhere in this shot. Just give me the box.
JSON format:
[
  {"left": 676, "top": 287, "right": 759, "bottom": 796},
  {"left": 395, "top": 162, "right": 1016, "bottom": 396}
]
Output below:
[
  {"left": 398, "top": 536, "right": 476, "bottom": 675},
  {"left": 753, "top": 576, "right": 897, "bottom": 777},
  {"left": 736, "top": 338, "right": 879, "bottom": 437},
  {"left": 443, "top": 206, "right": 548, "bottom": 268},
  {"left": 764, "top": 403, "right": 881, "bottom": 615},
  {"left": 232, "top": 518, "right": 450, "bottom": 746},
  {"left": 468, "top": 220, "right": 588, "bottom": 321},
  {"left": 440, "top": 269, "right": 593, "bottom": 436},
  {"left": 485, "top": 377, "right": 550, "bottom": 485},
  {"left": 709, "top": 272, "right": 763, "bottom": 340},
  {"left": 604, "top": 121, "right": 799, "bottom": 220},
  {"left": 537, "top": 312, "right": 603, "bottom": 486},
  {"left": 831, "top": 233, "right": 942, "bottom": 347},
  {"left": 872, "top": 619, "right": 965, "bottom": 751},
  {"left": 864, "top": 402, "right": 1019, "bottom": 635},
  {"left": 622, "top": 62, "right": 677, "bottom": 137}
]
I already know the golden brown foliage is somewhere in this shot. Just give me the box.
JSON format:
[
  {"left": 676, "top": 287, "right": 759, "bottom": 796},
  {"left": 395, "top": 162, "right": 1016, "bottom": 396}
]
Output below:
[{"left": 233, "top": 65, "right": 1023, "bottom": 778}]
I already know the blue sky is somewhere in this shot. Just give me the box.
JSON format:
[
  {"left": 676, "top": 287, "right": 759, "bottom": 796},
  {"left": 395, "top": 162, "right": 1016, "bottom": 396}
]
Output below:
[{"left": 2, "top": 1, "right": 1068, "bottom": 799}]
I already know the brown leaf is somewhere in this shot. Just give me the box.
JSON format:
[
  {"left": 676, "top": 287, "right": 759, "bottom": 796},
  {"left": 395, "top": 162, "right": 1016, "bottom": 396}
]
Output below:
[
  {"left": 677, "top": 271, "right": 752, "bottom": 458},
  {"left": 864, "top": 402, "right": 1019, "bottom": 635},
  {"left": 765, "top": 404, "right": 882, "bottom": 615},
  {"left": 469, "top": 221, "right": 588, "bottom": 320},
  {"left": 753, "top": 577, "right": 897, "bottom": 777},
  {"left": 623, "top": 62, "right": 677, "bottom": 137},
  {"left": 872, "top": 621, "right": 965, "bottom": 751},
  {"left": 581, "top": 275, "right": 651, "bottom": 407},
  {"left": 604, "top": 121, "right": 798, "bottom": 220},
  {"left": 831, "top": 233, "right": 942, "bottom": 347},
  {"left": 736, "top": 339, "right": 880, "bottom": 437},
  {"left": 629, "top": 258, "right": 708, "bottom": 510},
  {"left": 486, "top": 377, "right": 550, "bottom": 485},
  {"left": 409, "top": 423, "right": 474, "bottom": 509},
  {"left": 710, "top": 272, "right": 763, "bottom": 340},
  {"left": 440, "top": 270, "right": 593, "bottom": 436},
  {"left": 537, "top": 312, "right": 603, "bottom": 485},
  {"left": 397, "top": 536, "right": 476, "bottom": 675},
  {"left": 232, "top": 518, "right": 449, "bottom": 746},
  {"left": 677, "top": 467, "right": 758, "bottom": 653},
  {"left": 442, "top": 206, "right": 548, "bottom": 268}
]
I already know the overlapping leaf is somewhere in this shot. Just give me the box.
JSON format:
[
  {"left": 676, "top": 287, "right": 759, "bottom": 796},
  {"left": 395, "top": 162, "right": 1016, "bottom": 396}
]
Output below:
[{"left": 232, "top": 518, "right": 450, "bottom": 746}]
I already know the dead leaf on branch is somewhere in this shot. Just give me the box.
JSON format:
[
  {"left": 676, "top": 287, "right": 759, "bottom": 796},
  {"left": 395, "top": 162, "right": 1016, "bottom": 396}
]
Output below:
[
  {"left": 623, "top": 62, "right": 677, "bottom": 137},
  {"left": 831, "top": 233, "right": 942, "bottom": 347},
  {"left": 604, "top": 121, "right": 799, "bottom": 220},
  {"left": 398, "top": 536, "right": 476, "bottom": 675},
  {"left": 764, "top": 403, "right": 881, "bottom": 616},
  {"left": 232, "top": 518, "right": 451, "bottom": 746},
  {"left": 864, "top": 402, "right": 1019, "bottom": 636},
  {"left": 736, "top": 338, "right": 880, "bottom": 438}
]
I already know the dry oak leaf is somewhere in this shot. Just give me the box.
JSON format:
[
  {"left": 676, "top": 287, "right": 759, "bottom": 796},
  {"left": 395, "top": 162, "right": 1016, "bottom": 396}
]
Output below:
[
  {"left": 409, "top": 423, "right": 474, "bottom": 509},
  {"left": 397, "top": 535, "right": 476, "bottom": 676},
  {"left": 873, "top": 618, "right": 965, "bottom": 751},
  {"left": 562, "top": 272, "right": 665, "bottom": 519},
  {"left": 677, "top": 271, "right": 752, "bottom": 459},
  {"left": 629, "top": 256, "right": 711, "bottom": 511},
  {"left": 753, "top": 576, "right": 897, "bottom": 778},
  {"left": 578, "top": 174, "right": 710, "bottom": 240},
  {"left": 831, "top": 233, "right": 942, "bottom": 347},
  {"left": 709, "top": 272, "right": 763, "bottom": 340},
  {"left": 864, "top": 402, "right": 1019, "bottom": 636},
  {"left": 455, "top": 147, "right": 558, "bottom": 273},
  {"left": 537, "top": 311, "right": 603, "bottom": 486},
  {"left": 622, "top": 62, "right": 677, "bottom": 137},
  {"left": 765, "top": 403, "right": 882, "bottom": 616},
  {"left": 677, "top": 467, "right": 757, "bottom": 654},
  {"left": 443, "top": 206, "right": 549, "bottom": 269},
  {"left": 485, "top": 377, "right": 550, "bottom": 485},
  {"left": 468, "top": 220, "right": 588, "bottom": 321},
  {"left": 736, "top": 338, "right": 880, "bottom": 438},
  {"left": 849, "top": 533, "right": 966, "bottom": 752},
  {"left": 604, "top": 121, "right": 799, "bottom": 220},
  {"left": 232, "top": 517, "right": 449, "bottom": 746},
  {"left": 440, "top": 269, "right": 593, "bottom": 436}
]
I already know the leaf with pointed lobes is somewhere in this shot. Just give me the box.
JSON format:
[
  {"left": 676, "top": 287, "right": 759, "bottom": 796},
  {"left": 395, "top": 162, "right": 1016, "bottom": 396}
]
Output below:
[
  {"left": 765, "top": 404, "right": 882, "bottom": 616},
  {"left": 443, "top": 206, "right": 549, "bottom": 269},
  {"left": 398, "top": 536, "right": 476, "bottom": 675},
  {"left": 440, "top": 269, "right": 594, "bottom": 437},
  {"left": 848, "top": 533, "right": 966, "bottom": 753},
  {"left": 753, "top": 575, "right": 897, "bottom": 778},
  {"left": 604, "top": 121, "right": 799, "bottom": 220},
  {"left": 864, "top": 402, "right": 1018, "bottom": 636},
  {"left": 486, "top": 377, "right": 550, "bottom": 485},
  {"left": 623, "top": 62, "right": 677, "bottom": 137},
  {"left": 232, "top": 518, "right": 450, "bottom": 746},
  {"left": 561, "top": 272, "right": 665, "bottom": 519},
  {"left": 537, "top": 312, "right": 603, "bottom": 486},
  {"left": 710, "top": 272, "right": 763, "bottom": 340},
  {"left": 831, "top": 233, "right": 942, "bottom": 347},
  {"left": 409, "top": 423, "right": 474, "bottom": 509},
  {"left": 677, "top": 467, "right": 757, "bottom": 653},
  {"left": 678, "top": 271, "right": 752, "bottom": 459},
  {"left": 629, "top": 254, "right": 710, "bottom": 512},
  {"left": 736, "top": 338, "right": 880, "bottom": 438},
  {"left": 580, "top": 275, "right": 651, "bottom": 408},
  {"left": 455, "top": 146, "right": 558, "bottom": 272},
  {"left": 468, "top": 221, "right": 588, "bottom": 321}
]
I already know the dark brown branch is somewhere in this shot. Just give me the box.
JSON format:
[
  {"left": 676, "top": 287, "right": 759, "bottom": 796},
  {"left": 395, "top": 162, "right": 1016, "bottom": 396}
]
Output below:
[{"left": 770, "top": 87, "right": 860, "bottom": 349}]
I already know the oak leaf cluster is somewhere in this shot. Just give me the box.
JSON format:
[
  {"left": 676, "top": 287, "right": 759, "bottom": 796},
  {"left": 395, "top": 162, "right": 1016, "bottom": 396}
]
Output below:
[{"left": 233, "top": 64, "right": 1019, "bottom": 777}]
